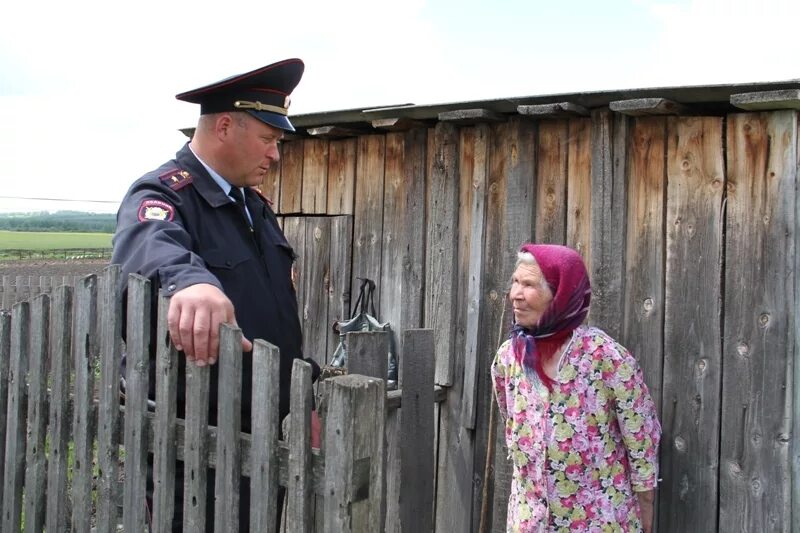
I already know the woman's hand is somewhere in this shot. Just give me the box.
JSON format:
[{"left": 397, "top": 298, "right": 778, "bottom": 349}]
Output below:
[{"left": 636, "top": 490, "right": 655, "bottom": 533}]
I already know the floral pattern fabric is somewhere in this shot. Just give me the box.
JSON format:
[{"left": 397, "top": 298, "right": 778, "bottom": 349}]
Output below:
[{"left": 491, "top": 326, "right": 661, "bottom": 533}]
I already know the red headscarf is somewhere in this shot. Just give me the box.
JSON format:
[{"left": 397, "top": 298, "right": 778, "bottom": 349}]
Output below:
[{"left": 510, "top": 243, "right": 591, "bottom": 389}]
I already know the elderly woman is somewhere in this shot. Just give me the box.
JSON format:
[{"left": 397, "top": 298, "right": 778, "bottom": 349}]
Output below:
[{"left": 492, "top": 243, "right": 661, "bottom": 533}]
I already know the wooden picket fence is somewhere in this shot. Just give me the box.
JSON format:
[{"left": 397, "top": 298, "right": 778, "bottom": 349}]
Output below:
[
  {"left": 0, "top": 274, "right": 85, "bottom": 311},
  {"left": 0, "top": 266, "right": 437, "bottom": 532}
]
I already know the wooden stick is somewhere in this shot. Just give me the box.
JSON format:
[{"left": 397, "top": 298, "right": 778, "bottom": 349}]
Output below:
[{"left": 478, "top": 294, "right": 509, "bottom": 533}]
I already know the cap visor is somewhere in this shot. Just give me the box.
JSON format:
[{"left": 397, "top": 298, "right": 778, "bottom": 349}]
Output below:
[{"left": 246, "top": 110, "right": 295, "bottom": 132}]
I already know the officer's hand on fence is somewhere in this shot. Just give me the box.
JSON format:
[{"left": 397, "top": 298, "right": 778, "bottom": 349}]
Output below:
[{"left": 167, "top": 283, "right": 253, "bottom": 365}]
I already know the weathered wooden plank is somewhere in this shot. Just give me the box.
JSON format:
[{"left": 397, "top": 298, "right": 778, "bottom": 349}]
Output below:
[
  {"left": 794, "top": 117, "right": 800, "bottom": 533},
  {"left": 280, "top": 139, "right": 304, "bottom": 213},
  {"left": 122, "top": 274, "right": 149, "bottom": 533},
  {"left": 459, "top": 124, "right": 489, "bottom": 430},
  {"left": 327, "top": 215, "right": 354, "bottom": 359},
  {"left": 250, "top": 340, "right": 281, "bottom": 532},
  {"left": 261, "top": 142, "right": 282, "bottom": 213},
  {"left": 351, "top": 134, "right": 386, "bottom": 306},
  {"left": 71, "top": 275, "right": 98, "bottom": 533},
  {"left": 484, "top": 117, "right": 537, "bottom": 532},
  {"left": 15, "top": 275, "right": 25, "bottom": 304},
  {"left": 152, "top": 294, "right": 179, "bottom": 533},
  {"left": 307, "top": 125, "right": 368, "bottom": 139},
  {"left": 1, "top": 302, "right": 28, "bottom": 533},
  {"left": 283, "top": 216, "right": 307, "bottom": 326},
  {"left": 372, "top": 117, "right": 430, "bottom": 131},
  {"left": 379, "top": 128, "right": 427, "bottom": 533},
  {"left": 183, "top": 356, "right": 211, "bottom": 531},
  {"left": 302, "top": 217, "right": 331, "bottom": 367},
  {"left": 730, "top": 89, "right": 800, "bottom": 111},
  {"left": 23, "top": 294, "right": 49, "bottom": 532},
  {"left": 347, "top": 331, "right": 390, "bottom": 380},
  {"left": 0, "top": 310, "right": 8, "bottom": 510},
  {"left": 720, "top": 111, "right": 796, "bottom": 532},
  {"left": 661, "top": 116, "right": 724, "bottom": 532},
  {"left": 535, "top": 119, "right": 569, "bottom": 243},
  {"left": 610, "top": 97, "right": 689, "bottom": 116},
  {"left": 380, "top": 128, "right": 427, "bottom": 338},
  {"left": 302, "top": 138, "right": 329, "bottom": 214},
  {"left": 589, "top": 109, "right": 629, "bottom": 338},
  {"left": 1, "top": 275, "right": 11, "bottom": 309},
  {"left": 622, "top": 117, "right": 667, "bottom": 410},
  {"left": 215, "top": 324, "right": 244, "bottom": 532},
  {"left": 324, "top": 374, "right": 386, "bottom": 533},
  {"left": 45, "top": 286, "right": 72, "bottom": 532},
  {"left": 97, "top": 265, "right": 123, "bottom": 532},
  {"left": 439, "top": 108, "right": 505, "bottom": 124},
  {"left": 287, "top": 359, "right": 313, "bottom": 533},
  {"left": 327, "top": 138, "right": 357, "bottom": 215},
  {"left": 400, "top": 329, "right": 435, "bottom": 533},
  {"left": 426, "top": 122, "right": 460, "bottom": 387},
  {"left": 566, "top": 118, "right": 593, "bottom": 267},
  {"left": 517, "top": 102, "right": 589, "bottom": 117}
]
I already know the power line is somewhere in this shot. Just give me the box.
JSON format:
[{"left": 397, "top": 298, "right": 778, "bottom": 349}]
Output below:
[{"left": 0, "top": 195, "right": 119, "bottom": 204}]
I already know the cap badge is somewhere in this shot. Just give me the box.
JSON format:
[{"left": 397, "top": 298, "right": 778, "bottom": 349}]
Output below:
[{"left": 234, "top": 100, "right": 288, "bottom": 116}]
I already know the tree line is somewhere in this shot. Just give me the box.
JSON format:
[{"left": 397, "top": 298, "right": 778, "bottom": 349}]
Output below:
[{"left": 0, "top": 211, "right": 116, "bottom": 233}]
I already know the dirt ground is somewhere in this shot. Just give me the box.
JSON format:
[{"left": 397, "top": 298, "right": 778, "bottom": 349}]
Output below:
[{"left": 0, "top": 258, "right": 111, "bottom": 280}]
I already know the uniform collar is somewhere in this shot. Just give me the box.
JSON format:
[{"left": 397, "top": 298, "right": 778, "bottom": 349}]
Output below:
[{"left": 175, "top": 144, "right": 234, "bottom": 208}]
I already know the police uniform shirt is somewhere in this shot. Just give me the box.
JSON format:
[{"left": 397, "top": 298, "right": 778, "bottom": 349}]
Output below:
[{"left": 112, "top": 143, "right": 303, "bottom": 427}]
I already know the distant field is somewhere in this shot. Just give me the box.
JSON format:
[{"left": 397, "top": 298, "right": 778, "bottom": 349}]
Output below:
[{"left": 0, "top": 230, "right": 112, "bottom": 250}]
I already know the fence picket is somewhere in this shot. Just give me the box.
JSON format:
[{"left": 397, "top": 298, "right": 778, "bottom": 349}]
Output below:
[
  {"left": 153, "top": 294, "right": 178, "bottom": 533},
  {"left": 1, "top": 301, "right": 29, "bottom": 533},
  {"left": 324, "top": 373, "right": 386, "bottom": 533},
  {"left": 45, "top": 286, "right": 73, "bottom": 532},
  {"left": 346, "top": 331, "right": 389, "bottom": 380},
  {"left": 0, "top": 310, "right": 10, "bottom": 510},
  {"left": 71, "top": 275, "right": 99, "bottom": 533},
  {"left": 183, "top": 347, "right": 211, "bottom": 531},
  {"left": 287, "top": 359, "right": 313, "bottom": 532},
  {"left": 97, "top": 265, "right": 123, "bottom": 531},
  {"left": 215, "top": 324, "right": 244, "bottom": 531},
  {"left": 400, "top": 329, "right": 435, "bottom": 533},
  {"left": 123, "top": 274, "right": 151, "bottom": 532},
  {"left": 23, "top": 294, "right": 50, "bottom": 532},
  {"left": 15, "top": 276, "right": 25, "bottom": 304},
  {"left": 250, "top": 339, "right": 281, "bottom": 531},
  {"left": 1, "top": 275, "right": 11, "bottom": 309}
]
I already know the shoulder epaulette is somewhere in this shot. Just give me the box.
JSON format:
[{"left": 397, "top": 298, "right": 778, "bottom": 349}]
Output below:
[
  {"left": 159, "top": 169, "right": 194, "bottom": 191},
  {"left": 251, "top": 187, "right": 274, "bottom": 207}
]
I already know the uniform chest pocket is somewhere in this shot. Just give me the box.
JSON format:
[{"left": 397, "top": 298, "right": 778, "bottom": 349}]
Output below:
[{"left": 203, "top": 248, "right": 252, "bottom": 271}]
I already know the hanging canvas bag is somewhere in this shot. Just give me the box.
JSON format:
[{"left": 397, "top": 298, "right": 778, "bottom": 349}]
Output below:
[{"left": 329, "top": 277, "right": 398, "bottom": 389}]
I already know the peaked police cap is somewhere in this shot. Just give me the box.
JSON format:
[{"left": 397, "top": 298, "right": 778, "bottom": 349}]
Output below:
[{"left": 175, "top": 58, "right": 304, "bottom": 132}]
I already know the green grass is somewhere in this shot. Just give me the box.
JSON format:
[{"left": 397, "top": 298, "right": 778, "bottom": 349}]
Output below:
[{"left": 0, "top": 230, "right": 112, "bottom": 250}]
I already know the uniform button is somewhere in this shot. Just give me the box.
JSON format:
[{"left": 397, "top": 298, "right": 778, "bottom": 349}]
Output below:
[{"left": 167, "top": 284, "right": 176, "bottom": 292}]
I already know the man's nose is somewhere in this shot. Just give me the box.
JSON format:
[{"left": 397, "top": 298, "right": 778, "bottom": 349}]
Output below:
[{"left": 267, "top": 143, "right": 280, "bottom": 162}]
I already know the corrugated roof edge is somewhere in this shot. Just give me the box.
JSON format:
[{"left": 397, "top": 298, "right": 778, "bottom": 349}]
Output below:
[{"left": 290, "top": 79, "right": 800, "bottom": 128}]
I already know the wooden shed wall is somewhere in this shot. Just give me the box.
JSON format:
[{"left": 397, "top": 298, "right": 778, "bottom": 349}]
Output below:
[{"left": 265, "top": 107, "right": 798, "bottom": 533}]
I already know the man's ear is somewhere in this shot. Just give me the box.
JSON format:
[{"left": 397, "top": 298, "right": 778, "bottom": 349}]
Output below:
[{"left": 215, "top": 113, "right": 234, "bottom": 139}]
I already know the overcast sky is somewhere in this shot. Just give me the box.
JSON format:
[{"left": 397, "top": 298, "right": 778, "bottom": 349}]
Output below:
[{"left": 1, "top": 0, "right": 797, "bottom": 214}]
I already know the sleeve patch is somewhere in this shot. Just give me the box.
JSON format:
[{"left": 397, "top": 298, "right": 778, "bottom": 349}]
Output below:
[
  {"left": 138, "top": 199, "right": 175, "bottom": 222},
  {"left": 159, "top": 169, "right": 193, "bottom": 190}
]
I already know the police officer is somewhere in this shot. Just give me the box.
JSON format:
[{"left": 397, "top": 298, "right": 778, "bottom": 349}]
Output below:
[{"left": 112, "top": 58, "right": 316, "bottom": 531}]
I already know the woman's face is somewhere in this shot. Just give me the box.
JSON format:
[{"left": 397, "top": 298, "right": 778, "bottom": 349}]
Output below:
[{"left": 510, "top": 262, "right": 553, "bottom": 328}]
